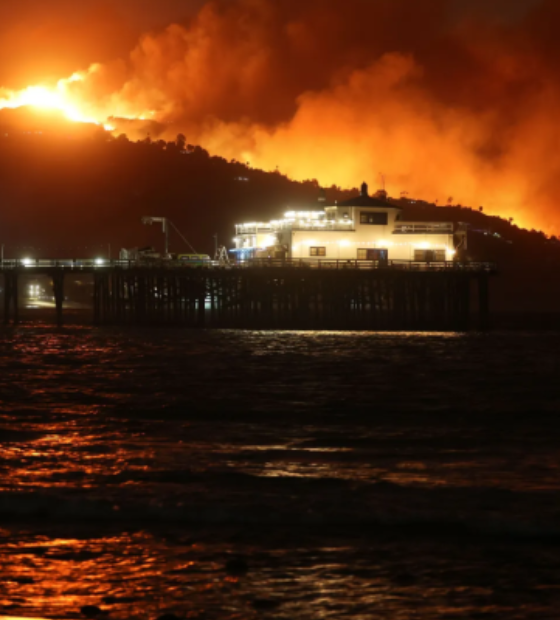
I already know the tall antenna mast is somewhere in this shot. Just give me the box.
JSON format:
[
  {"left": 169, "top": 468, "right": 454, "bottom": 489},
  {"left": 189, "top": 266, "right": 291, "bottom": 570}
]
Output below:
[{"left": 379, "top": 173, "right": 386, "bottom": 191}]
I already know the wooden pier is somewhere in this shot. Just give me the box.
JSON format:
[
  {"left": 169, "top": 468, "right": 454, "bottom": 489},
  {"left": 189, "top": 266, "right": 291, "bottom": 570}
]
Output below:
[{"left": 0, "top": 259, "right": 495, "bottom": 330}]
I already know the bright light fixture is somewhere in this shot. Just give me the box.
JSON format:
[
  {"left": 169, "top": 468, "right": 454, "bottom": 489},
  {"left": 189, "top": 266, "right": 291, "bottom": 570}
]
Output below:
[
  {"left": 21, "top": 258, "right": 33, "bottom": 266},
  {"left": 95, "top": 258, "right": 105, "bottom": 265}
]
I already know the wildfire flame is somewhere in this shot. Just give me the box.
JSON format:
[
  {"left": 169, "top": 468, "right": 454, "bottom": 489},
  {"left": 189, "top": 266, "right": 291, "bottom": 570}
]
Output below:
[{"left": 0, "top": 72, "right": 116, "bottom": 131}]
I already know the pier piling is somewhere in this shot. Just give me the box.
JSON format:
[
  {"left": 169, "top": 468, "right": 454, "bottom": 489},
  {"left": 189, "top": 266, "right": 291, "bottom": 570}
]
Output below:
[
  {"left": 0, "top": 261, "right": 495, "bottom": 330},
  {"left": 88, "top": 266, "right": 492, "bottom": 331}
]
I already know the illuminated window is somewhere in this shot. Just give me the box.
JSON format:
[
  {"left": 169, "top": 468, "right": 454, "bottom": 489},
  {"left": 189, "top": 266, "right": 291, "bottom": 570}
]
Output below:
[
  {"left": 358, "top": 248, "right": 388, "bottom": 261},
  {"left": 360, "top": 212, "right": 388, "bottom": 225},
  {"left": 310, "top": 247, "right": 326, "bottom": 257},
  {"left": 414, "top": 249, "right": 445, "bottom": 262}
]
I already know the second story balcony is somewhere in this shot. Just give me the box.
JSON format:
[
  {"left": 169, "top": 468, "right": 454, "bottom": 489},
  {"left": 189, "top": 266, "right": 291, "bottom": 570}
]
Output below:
[
  {"left": 235, "top": 219, "right": 355, "bottom": 235},
  {"left": 393, "top": 222, "right": 454, "bottom": 235}
]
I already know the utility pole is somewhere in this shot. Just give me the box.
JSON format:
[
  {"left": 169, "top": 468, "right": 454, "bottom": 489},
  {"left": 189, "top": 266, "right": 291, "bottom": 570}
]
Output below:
[
  {"left": 141, "top": 217, "right": 197, "bottom": 255},
  {"left": 142, "top": 217, "right": 170, "bottom": 255}
]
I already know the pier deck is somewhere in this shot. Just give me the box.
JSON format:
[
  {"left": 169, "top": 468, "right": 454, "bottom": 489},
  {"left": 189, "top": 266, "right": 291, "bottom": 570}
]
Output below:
[{"left": 0, "top": 259, "right": 495, "bottom": 330}]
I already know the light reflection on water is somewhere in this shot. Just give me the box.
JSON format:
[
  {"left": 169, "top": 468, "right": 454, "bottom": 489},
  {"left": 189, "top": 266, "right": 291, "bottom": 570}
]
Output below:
[
  {"left": 3, "top": 526, "right": 559, "bottom": 620},
  {"left": 0, "top": 326, "right": 560, "bottom": 618}
]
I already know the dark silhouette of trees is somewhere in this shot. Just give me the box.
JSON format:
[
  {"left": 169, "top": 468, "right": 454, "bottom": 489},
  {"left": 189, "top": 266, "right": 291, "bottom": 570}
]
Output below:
[
  {"left": 176, "top": 133, "right": 186, "bottom": 151},
  {"left": 0, "top": 130, "right": 355, "bottom": 259}
]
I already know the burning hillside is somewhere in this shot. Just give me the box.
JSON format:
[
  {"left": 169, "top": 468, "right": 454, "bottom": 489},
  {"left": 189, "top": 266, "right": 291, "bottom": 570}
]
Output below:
[{"left": 1, "top": 0, "right": 560, "bottom": 233}]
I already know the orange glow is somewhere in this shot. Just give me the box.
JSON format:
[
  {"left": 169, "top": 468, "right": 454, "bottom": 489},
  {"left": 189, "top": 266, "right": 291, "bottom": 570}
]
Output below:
[
  {"left": 2, "top": 0, "right": 560, "bottom": 235},
  {"left": 0, "top": 66, "right": 150, "bottom": 132},
  {"left": 0, "top": 75, "right": 99, "bottom": 126},
  {"left": 1, "top": 59, "right": 543, "bottom": 233}
]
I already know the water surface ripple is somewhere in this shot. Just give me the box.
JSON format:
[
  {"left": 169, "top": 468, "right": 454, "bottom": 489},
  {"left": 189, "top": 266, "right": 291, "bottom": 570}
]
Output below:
[{"left": 0, "top": 326, "right": 559, "bottom": 619}]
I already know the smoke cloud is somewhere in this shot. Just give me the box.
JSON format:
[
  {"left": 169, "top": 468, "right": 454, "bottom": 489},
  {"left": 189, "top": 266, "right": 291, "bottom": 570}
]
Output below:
[{"left": 23, "top": 0, "right": 560, "bottom": 232}]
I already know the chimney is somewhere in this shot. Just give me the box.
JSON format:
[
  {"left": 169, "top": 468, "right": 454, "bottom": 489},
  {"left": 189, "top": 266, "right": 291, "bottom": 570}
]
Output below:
[{"left": 361, "top": 182, "right": 369, "bottom": 197}]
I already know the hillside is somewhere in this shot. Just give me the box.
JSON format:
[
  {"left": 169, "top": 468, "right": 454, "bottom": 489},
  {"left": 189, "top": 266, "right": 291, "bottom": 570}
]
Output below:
[
  {"left": 1, "top": 118, "right": 560, "bottom": 318},
  {"left": 0, "top": 119, "right": 354, "bottom": 258}
]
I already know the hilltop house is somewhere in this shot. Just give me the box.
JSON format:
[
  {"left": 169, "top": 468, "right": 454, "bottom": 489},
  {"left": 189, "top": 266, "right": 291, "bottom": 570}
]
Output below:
[{"left": 231, "top": 183, "right": 460, "bottom": 263}]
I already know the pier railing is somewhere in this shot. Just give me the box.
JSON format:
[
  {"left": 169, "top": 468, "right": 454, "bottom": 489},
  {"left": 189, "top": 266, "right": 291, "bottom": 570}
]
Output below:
[
  {"left": 238, "top": 258, "right": 497, "bottom": 272},
  {"left": 0, "top": 258, "right": 497, "bottom": 273},
  {"left": 0, "top": 258, "right": 494, "bottom": 329},
  {"left": 0, "top": 258, "right": 218, "bottom": 270}
]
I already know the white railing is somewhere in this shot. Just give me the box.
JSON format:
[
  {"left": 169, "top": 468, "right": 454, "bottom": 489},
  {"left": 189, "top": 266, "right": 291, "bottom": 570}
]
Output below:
[
  {"left": 235, "top": 220, "right": 355, "bottom": 235},
  {"left": 235, "top": 224, "right": 274, "bottom": 234},
  {"left": 393, "top": 222, "right": 454, "bottom": 234}
]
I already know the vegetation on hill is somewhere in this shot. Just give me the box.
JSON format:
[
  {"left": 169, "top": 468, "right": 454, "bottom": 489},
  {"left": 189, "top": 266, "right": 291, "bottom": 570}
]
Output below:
[
  {"left": 0, "top": 116, "right": 355, "bottom": 257},
  {"left": 1, "top": 111, "right": 560, "bottom": 314}
]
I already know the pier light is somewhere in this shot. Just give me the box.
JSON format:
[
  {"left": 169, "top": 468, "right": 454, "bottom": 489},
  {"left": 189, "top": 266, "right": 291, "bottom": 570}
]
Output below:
[
  {"left": 95, "top": 258, "right": 105, "bottom": 266},
  {"left": 22, "top": 257, "right": 33, "bottom": 267}
]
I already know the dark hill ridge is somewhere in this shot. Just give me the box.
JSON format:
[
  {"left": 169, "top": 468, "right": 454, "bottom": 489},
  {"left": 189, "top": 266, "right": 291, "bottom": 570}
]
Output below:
[
  {"left": 0, "top": 127, "right": 559, "bottom": 318},
  {"left": 0, "top": 128, "right": 355, "bottom": 257}
]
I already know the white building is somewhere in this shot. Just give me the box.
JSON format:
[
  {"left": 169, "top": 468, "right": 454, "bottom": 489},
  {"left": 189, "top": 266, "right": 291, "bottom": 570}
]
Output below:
[{"left": 231, "top": 183, "right": 458, "bottom": 264}]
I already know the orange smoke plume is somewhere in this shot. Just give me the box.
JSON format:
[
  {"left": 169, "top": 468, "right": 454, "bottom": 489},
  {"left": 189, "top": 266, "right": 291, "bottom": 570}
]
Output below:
[{"left": 2, "top": 0, "right": 560, "bottom": 233}]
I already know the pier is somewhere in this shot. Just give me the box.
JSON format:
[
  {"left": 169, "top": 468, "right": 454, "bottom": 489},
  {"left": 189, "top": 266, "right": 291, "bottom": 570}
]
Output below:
[{"left": 0, "top": 259, "right": 495, "bottom": 330}]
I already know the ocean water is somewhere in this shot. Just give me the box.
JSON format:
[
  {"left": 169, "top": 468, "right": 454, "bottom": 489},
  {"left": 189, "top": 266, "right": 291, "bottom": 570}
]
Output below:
[{"left": 0, "top": 325, "right": 560, "bottom": 619}]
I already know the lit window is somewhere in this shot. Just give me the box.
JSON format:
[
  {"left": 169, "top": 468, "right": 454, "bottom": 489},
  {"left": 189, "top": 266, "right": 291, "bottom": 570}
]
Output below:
[
  {"left": 414, "top": 249, "right": 445, "bottom": 262},
  {"left": 360, "top": 212, "right": 388, "bottom": 225},
  {"left": 357, "top": 248, "right": 387, "bottom": 261},
  {"left": 310, "top": 247, "right": 326, "bottom": 257}
]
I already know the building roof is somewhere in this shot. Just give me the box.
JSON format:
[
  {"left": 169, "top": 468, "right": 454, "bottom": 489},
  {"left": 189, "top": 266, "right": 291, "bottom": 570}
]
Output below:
[{"left": 331, "top": 182, "right": 402, "bottom": 209}]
